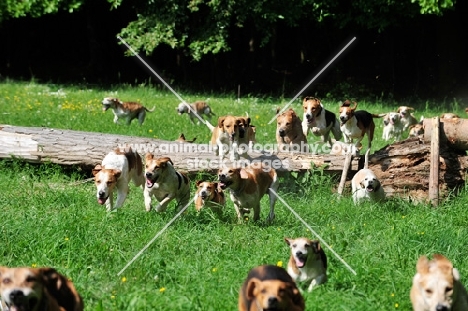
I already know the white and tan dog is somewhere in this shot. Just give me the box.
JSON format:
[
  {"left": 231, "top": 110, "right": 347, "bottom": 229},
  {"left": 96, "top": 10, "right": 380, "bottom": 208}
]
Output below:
[
  {"left": 176, "top": 100, "right": 215, "bottom": 125},
  {"left": 0, "top": 267, "right": 84, "bottom": 311},
  {"left": 144, "top": 155, "right": 191, "bottom": 212},
  {"left": 217, "top": 163, "right": 279, "bottom": 223},
  {"left": 237, "top": 116, "right": 256, "bottom": 152},
  {"left": 194, "top": 180, "right": 226, "bottom": 213},
  {"left": 397, "top": 106, "right": 418, "bottom": 131},
  {"left": 410, "top": 254, "right": 468, "bottom": 311},
  {"left": 284, "top": 237, "right": 327, "bottom": 292},
  {"left": 102, "top": 97, "right": 155, "bottom": 125},
  {"left": 382, "top": 112, "right": 403, "bottom": 141},
  {"left": 276, "top": 108, "right": 308, "bottom": 153},
  {"left": 339, "top": 100, "right": 385, "bottom": 154},
  {"left": 211, "top": 115, "right": 244, "bottom": 161},
  {"left": 301, "top": 97, "right": 342, "bottom": 146},
  {"left": 92, "top": 149, "right": 145, "bottom": 211},
  {"left": 351, "top": 149, "right": 385, "bottom": 204}
]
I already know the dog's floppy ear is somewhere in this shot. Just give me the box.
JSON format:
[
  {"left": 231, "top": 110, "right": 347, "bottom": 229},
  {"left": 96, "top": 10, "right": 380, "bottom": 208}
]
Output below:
[
  {"left": 217, "top": 116, "right": 226, "bottom": 128},
  {"left": 195, "top": 180, "right": 202, "bottom": 187},
  {"left": 40, "top": 267, "right": 61, "bottom": 288},
  {"left": 239, "top": 168, "right": 249, "bottom": 179},
  {"left": 287, "top": 282, "right": 305, "bottom": 308},
  {"left": 311, "top": 240, "right": 322, "bottom": 253},
  {"left": 416, "top": 255, "right": 430, "bottom": 274},
  {"left": 284, "top": 238, "right": 293, "bottom": 246},
  {"left": 145, "top": 153, "right": 154, "bottom": 161},
  {"left": 246, "top": 278, "right": 261, "bottom": 300},
  {"left": 112, "top": 169, "right": 122, "bottom": 179},
  {"left": 92, "top": 165, "right": 102, "bottom": 176}
]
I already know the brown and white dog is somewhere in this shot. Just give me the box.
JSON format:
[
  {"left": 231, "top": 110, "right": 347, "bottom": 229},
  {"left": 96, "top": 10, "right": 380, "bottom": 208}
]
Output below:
[
  {"left": 397, "top": 106, "right": 419, "bottom": 131},
  {"left": 410, "top": 254, "right": 468, "bottom": 311},
  {"left": 339, "top": 100, "right": 384, "bottom": 154},
  {"left": 409, "top": 123, "right": 425, "bottom": 137},
  {"left": 102, "top": 97, "right": 155, "bottom": 125},
  {"left": 0, "top": 267, "right": 83, "bottom": 311},
  {"left": 211, "top": 115, "right": 244, "bottom": 161},
  {"left": 176, "top": 101, "right": 215, "bottom": 125},
  {"left": 237, "top": 117, "right": 256, "bottom": 152},
  {"left": 92, "top": 149, "right": 145, "bottom": 211},
  {"left": 194, "top": 180, "right": 226, "bottom": 213},
  {"left": 218, "top": 163, "right": 279, "bottom": 223},
  {"left": 238, "top": 265, "right": 305, "bottom": 311},
  {"left": 144, "top": 155, "right": 191, "bottom": 212},
  {"left": 351, "top": 149, "right": 385, "bottom": 204},
  {"left": 284, "top": 237, "right": 327, "bottom": 292},
  {"left": 175, "top": 133, "right": 197, "bottom": 143},
  {"left": 382, "top": 112, "right": 403, "bottom": 141},
  {"left": 301, "top": 97, "right": 342, "bottom": 146},
  {"left": 276, "top": 108, "right": 308, "bottom": 153}
]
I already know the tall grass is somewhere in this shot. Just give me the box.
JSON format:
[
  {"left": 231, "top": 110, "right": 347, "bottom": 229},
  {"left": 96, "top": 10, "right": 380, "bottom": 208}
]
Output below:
[{"left": 0, "top": 81, "right": 467, "bottom": 310}]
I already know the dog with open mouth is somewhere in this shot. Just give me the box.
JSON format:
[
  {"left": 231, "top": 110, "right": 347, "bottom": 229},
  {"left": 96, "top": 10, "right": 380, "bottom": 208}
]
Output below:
[
  {"left": 238, "top": 265, "right": 305, "bottom": 311},
  {"left": 194, "top": 180, "right": 226, "bottom": 213},
  {"left": 351, "top": 149, "right": 385, "bottom": 204},
  {"left": 92, "top": 148, "right": 145, "bottom": 211},
  {"left": 101, "top": 97, "right": 155, "bottom": 125},
  {"left": 218, "top": 163, "right": 279, "bottom": 223},
  {"left": 284, "top": 237, "right": 328, "bottom": 292},
  {"left": 0, "top": 267, "right": 83, "bottom": 311},
  {"left": 143, "top": 155, "right": 191, "bottom": 212},
  {"left": 276, "top": 108, "right": 308, "bottom": 153}
]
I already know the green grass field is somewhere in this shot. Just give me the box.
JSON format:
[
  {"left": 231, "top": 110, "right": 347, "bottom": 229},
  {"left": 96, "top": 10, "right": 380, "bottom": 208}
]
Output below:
[{"left": 0, "top": 81, "right": 467, "bottom": 310}]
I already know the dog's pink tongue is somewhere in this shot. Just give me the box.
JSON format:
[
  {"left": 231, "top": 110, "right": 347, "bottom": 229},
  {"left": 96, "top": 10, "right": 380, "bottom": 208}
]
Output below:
[
  {"left": 146, "top": 179, "right": 153, "bottom": 187},
  {"left": 98, "top": 198, "right": 106, "bottom": 205},
  {"left": 295, "top": 258, "right": 305, "bottom": 268},
  {"left": 9, "top": 306, "right": 20, "bottom": 311}
]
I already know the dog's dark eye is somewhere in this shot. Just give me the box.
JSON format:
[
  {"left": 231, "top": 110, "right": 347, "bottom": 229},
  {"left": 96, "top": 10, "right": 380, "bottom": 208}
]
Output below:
[
  {"left": 2, "top": 278, "right": 11, "bottom": 284},
  {"left": 107, "top": 181, "right": 112, "bottom": 185},
  {"left": 446, "top": 287, "right": 453, "bottom": 293},
  {"left": 286, "top": 122, "right": 290, "bottom": 126},
  {"left": 425, "top": 289, "right": 433, "bottom": 295},
  {"left": 261, "top": 289, "right": 267, "bottom": 294},
  {"left": 292, "top": 244, "right": 297, "bottom": 248},
  {"left": 305, "top": 244, "right": 310, "bottom": 248},
  {"left": 26, "top": 275, "right": 37, "bottom": 282},
  {"left": 96, "top": 180, "right": 101, "bottom": 184}
]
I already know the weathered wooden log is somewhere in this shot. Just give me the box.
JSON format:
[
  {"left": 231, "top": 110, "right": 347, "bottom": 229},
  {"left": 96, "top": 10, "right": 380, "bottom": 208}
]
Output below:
[
  {"left": 1, "top": 125, "right": 467, "bottom": 203},
  {"left": 0, "top": 124, "right": 359, "bottom": 174},
  {"left": 428, "top": 117, "right": 440, "bottom": 206},
  {"left": 424, "top": 117, "right": 468, "bottom": 150}
]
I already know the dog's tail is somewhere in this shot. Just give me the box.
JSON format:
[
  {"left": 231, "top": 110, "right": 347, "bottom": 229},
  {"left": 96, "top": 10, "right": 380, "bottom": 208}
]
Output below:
[
  {"left": 364, "top": 148, "right": 371, "bottom": 169},
  {"left": 146, "top": 106, "right": 156, "bottom": 112},
  {"left": 371, "top": 113, "right": 387, "bottom": 118}
]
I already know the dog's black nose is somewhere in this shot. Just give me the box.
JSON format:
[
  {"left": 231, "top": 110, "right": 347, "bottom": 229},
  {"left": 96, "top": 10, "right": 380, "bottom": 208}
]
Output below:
[
  {"left": 267, "top": 296, "right": 278, "bottom": 307},
  {"left": 9, "top": 289, "right": 25, "bottom": 301},
  {"left": 340, "top": 116, "right": 346, "bottom": 122},
  {"left": 436, "top": 305, "right": 448, "bottom": 311},
  {"left": 98, "top": 190, "right": 105, "bottom": 197},
  {"left": 296, "top": 251, "right": 303, "bottom": 257},
  {"left": 306, "top": 113, "right": 312, "bottom": 119},
  {"left": 218, "top": 174, "right": 225, "bottom": 180},
  {"left": 145, "top": 172, "right": 152, "bottom": 178},
  {"left": 279, "top": 129, "right": 285, "bottom": 137}
]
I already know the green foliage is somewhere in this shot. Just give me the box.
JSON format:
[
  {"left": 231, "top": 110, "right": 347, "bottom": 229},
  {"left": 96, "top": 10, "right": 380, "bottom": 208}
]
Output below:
[{"left": 412, "top": 0, "right": 455, "bottom": 14}]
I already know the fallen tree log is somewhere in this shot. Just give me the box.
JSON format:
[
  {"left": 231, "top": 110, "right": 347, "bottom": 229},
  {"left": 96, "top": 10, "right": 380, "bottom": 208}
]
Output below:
[{"left": 1, "top": 125, "right": 467, "bottom": 203}]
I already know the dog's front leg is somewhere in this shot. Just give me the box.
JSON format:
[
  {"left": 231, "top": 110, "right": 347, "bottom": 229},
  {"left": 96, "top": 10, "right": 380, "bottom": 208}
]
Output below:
[
  {"left": 106, "top": 194, "right": 114, "bottom": 212},
  {"left": 114, "top": 183, "right": 129, "bottom": 209},
  {"left": 230, "top": 142, "right": 240, "bottom": 161},
  {"left": 155, "top": 195, "right": 175, "bottom": 212},
  {"left": 113, "top": 115, "right": 119, "bottom": 124},
  {"left": 301, "top": 121, "right": 309, "bottom": 137},
  {"left": 307, "top": 279, "right": 317, "bottom": 292},
  {"left": 144, "top": 189, "right": 153, "bottom": 212}
]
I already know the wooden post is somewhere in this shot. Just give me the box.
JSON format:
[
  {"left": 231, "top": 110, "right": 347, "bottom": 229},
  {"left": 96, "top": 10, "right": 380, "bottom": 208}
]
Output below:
[
  {"left": 429, "top": 117, "right": 440, "bottom": 207},
  {"left": 337, "top": 152, "right": 353, "bottom": 196}
]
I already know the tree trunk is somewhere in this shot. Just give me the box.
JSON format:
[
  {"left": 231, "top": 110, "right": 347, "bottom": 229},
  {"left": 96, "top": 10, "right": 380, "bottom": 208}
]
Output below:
[{"left": 1, "top": 125, "right": 466, "bottom": 203}]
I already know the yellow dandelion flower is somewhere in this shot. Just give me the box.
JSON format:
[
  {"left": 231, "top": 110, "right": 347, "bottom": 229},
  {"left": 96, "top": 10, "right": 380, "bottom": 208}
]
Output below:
[
  {"left": 277, "top": 227, "right": 281, "bottom": 231},
  {"left": 212, "top": 267, "right": 217, "bottom": 273},
  {"left": 159, "top": 287, "right": 166, "bottom": 293},
  {"left": 332, "top": 226, "right": 335, "bottom": 230},
  {"left": 64, "top": 237, "right": 69, "bottom": 241},
  {"left": 244, "top": 216, "right": 249, "bottom": 221},
  {"left": 121, "top": 277, "right": 127, "bottom": 283},
  {"left": 111, "top": 295, "right": 115, "bottom": 299},
  {"left": 255, "top": 115, "right": 260, "bottom": 119},
  {"left": 395, "top": 303, "right": 399, "bottom": 308},
  {"left": 31, "top": 263, "right": 37, "bottom": 268},
  {"left": 402, "top": 215, "right": 406, "bottom": 219},
  {"left": 276, "top": 261, "right": 283, "bottom": 267},
  {"left": 391, "top": 293, "right": 395, "bottom": 297},
  {"left": 149, "top": 129, "right": 153, "bottom": 133}
]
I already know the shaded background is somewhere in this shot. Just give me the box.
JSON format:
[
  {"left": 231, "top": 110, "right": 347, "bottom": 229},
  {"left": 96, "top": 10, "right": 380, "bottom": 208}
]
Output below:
[{"left": 0, "top": 0, "right": 467, "bottom": 101}]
